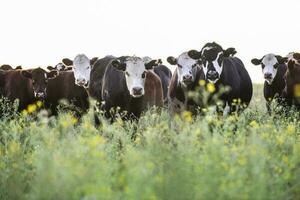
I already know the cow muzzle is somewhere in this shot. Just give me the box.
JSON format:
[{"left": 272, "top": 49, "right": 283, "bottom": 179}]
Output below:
[
  {"left": 76, "top": 79, "right": 89, "bottom": 88},
  {"left": 182, "top": 74, "right": 193, "bottom": 85},
  {"left": 207, "top": 71, "right": 219, "bottom": 82},
  {"left": 131, "top": 87, "right": 144, "bottom": 98},
  {"left": 35, "top": 92, "right": 46, "bottom": 99},
  {"left": 264, "top": 73, "right": 273, "bottom": 83}
]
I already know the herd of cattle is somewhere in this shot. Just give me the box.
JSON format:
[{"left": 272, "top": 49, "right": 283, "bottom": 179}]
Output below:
[{"left": 0, "top": 42, "right": 300, "bottom": 121}]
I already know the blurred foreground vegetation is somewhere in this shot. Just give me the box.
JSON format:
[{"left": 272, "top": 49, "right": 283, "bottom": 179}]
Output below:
[{"left": 1, "top": 84, "right": 300, "bottom": 200}]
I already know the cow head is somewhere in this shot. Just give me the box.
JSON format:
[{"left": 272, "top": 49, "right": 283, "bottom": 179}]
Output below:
[
  {"left": 167, "top": 52, "right": 202, "bottom": 87},
  {"left": 251, "top": 54, "right": 288, "bottom": 85},
  {"left": 188, "top": 42, "right": 236, "bottom": 84},
  {"left": 112, "top": 56, "right": 159, "bottom": 98},
  {"left": 62, "top": 54, "right": 98, "bottom": 88},
  {"left": 0, "top": 65, "right": 13, "bottom": 70},
  {"left": 21, "top": 68, "right": 58, "bottom": 99}
]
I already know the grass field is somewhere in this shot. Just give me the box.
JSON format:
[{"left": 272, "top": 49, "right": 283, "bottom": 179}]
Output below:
[{"left": 1, "top": 84, "right": 300, "bottom": 200}]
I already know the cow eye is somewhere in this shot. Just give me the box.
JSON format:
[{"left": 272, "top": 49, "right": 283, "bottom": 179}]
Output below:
[
  {"left": 125, "top": 72, "right": 130, "bottom": 76},
  {"left": 142, "top": 71, "right": 146, "bottom": 79},
  {"left": 178, "top": 64, "right": 183, "bottom": 68}
]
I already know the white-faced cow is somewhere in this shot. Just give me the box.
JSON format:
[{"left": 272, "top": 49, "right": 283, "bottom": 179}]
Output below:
[
  {"left": 101, "top": 56, "right": 163, "bottom": 120},
  {"left": 47, "top": 63, "right": 72, "bottom": 72},
  {"left": 167, "top": 51, "right": 204, "bottom": 114},
  {"left": 0, "top": 68, "right": 58, "bottom": 111},
  {"left": 251, "top": 54, "right": 288, "bottom": 113},
  {"left": 188, "top": 42, "right": 253, "bottom": 114},
  {"left": 61, "top": 54, "right": 98, "bottom": 88}
]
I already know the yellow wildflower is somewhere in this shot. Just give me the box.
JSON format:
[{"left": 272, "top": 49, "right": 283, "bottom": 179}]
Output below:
[
  {"left": 294, "top": 84, "right": 300, "bottom": 97},
  {"left": 36, "top": 101, "right": 43, "bottom": 108},
  {"left": 27, "top": 104, "right": 37, "bottom": 114},
  {"left": 71, "top": 116, "right": 78, "bottom": 125},
  {"left": 207, "top": 83, "right": 216, "bottom": 93},
  {"left": 182, "top": 111, "right": 192, "bottom": 122},
  {"left": 287, "top": 124, "right": 295, "bottom": 135},
  {"left": 22, "top": 110, "right": 28, "bottom": 116},
  {"left": 199, "top": 80, "right": 206, "bottom": 86},
  {"left": 249, "top": 120, "right": 259, "bottom": 128}
]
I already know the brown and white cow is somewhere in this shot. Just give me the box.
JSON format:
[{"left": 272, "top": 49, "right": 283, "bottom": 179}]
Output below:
[{"left": 0, "top": 68, "right": 57, "bottom": 111}]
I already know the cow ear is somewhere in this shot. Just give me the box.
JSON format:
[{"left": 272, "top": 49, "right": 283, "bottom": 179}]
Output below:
[
  {"left": 47, "top": 70, "right": 58, "bottom": 79},
  {"left": 21, "top": 70, "right": 32, "bottom": 79},
  {"left": 62, "top": 58, "right": 73, "bottom": 66},
  {"left": 145, "top": 60, "right": 159, "bottom": 70},
  {"left": 65, "top": 67, "right": 73, "bottom": 71},
  {"left": 90, "top": 57, "right": 98, "bottom": 66},
  {"left": 188, "top": 50, "right": 201, "bottom": 59},
  {"left": 223, "top": 48, "right": 237, "bottom": 57},
  {"left": 288, "top": 60, "right": 295, "bottom": 71},
  {"left": 293, "top": 53, "right": 300, "bottom": 60},
  {"left": 157, "top": 59, "right": 163, "bottom": 65},
  {"left": 15, "top": 66, "right": 22, "bottom": 70},
  {"left": 276, "top": 56, "right": 288, "bottom": 64},
  {"left": 47, "top": 66, "right": 55, "bottom": 71},
  {"left": 112, "top": 59, "right": 126, "bottom": 71},
  {"left": 251, "top": 58, "right": 262, "bottom": 66},
  {"left": 167, "top": 56, "right": 177, "bottom": 65}
]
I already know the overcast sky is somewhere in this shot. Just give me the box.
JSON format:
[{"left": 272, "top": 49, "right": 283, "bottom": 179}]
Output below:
[{"left": 0, "top": 0, "right": 299, "bottom": 83}]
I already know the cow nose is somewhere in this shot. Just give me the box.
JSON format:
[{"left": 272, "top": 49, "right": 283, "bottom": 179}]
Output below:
[
  {"left": 76, "top": 78, "right": 86, "bottom": 86},
  {"left": 183, "top": 74, "right": 192, "bottom": 82},
  {"left": 36, "top": 92, "right": 45, "bottom": 98},
  {"left": 264, "top": 73, "right": 272, "bottom": 79},
  {"left": 207, "top": 71, "right": 219, "bottom": 80},
  {"left": 132, "top": 87, "right": 143, "bottom": 96}
]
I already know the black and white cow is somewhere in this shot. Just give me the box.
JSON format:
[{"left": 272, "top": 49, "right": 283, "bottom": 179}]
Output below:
[
  {"left": 251, "top": 54, "right": 288, "bottom": 113},
  {"left": 167, "top": 51, "right": 204, "bottom": 114},
  {"left": 101, "top": 56, "right": 163, "bottom": 120},
  {"left": 188, "top": 42, "right": 253, "bottom": 114},
  {"left": 61, "top": 54, "right": 98, "bottom": 88}
]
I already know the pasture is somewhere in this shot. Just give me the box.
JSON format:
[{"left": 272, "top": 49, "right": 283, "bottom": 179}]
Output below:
[{"left": 1, "top": 84, "right": 300, "bottom": 200}]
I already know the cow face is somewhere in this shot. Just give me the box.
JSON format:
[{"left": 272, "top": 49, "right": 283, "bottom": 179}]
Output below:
[
  {"left": 285, "top": 60, "right": 300, "bottom": 104},
  {"left": 112, "top": 56, "right": 159, "bottom": 98},
  {"left": 189, "top": 42, "right": 236, "bottom": 84},
  {"left": 21, "top": 68, "right": 58, "bottom": 99},
  {"left": 167, "top": 52, "right": 201, "bottom": 87},
  {"left": 62, "top": 55, "right": 98, "bottom": 88},
  {"left": 251, "top": 54, "right": 288, "bottom": 84}
]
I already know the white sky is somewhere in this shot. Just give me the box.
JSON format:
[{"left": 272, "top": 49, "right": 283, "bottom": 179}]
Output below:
[{"left": 0, "top": 0, "right": 299, "bottom": 83}]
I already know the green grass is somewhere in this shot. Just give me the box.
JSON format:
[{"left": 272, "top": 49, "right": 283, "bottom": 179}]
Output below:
[{"left": 1, "top": 84, "right": 300, "bottom": 200}]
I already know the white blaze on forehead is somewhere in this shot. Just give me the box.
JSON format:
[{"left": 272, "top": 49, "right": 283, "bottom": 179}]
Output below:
[
  {"left": 124, "top": 57, "right": 147, "bottom": 96},
  {"left": 176, "top": 52, "right": 199, "bottom": 85},
  {"left": 261, "top": 54, "right": 279, "bottom": 84},
  {"left": 73, "top": 54, "right": 91, "bottom": 84},
  {"left": 203, "top": 52, "right": 223, "bottom": 83}
]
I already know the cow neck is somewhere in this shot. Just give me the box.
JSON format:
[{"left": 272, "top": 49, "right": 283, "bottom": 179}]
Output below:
[{"left": 128, "top": 95, "right": 144, "bottom": 118}]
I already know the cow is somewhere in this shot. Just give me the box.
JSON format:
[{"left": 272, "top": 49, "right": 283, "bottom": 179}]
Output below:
[
  {"left": 47, "top": 63, "right": 72, "bottom": 72},
  {"left": 0, "top": 65, "right": 22, "bottom": 70},
  {"left": 167, "top": 51, "right": 204, "bottom": 115},
  {"left": 0, "top": 68, "right": 58, "bottom": 111},
  {"left": 44, "top": 70, "right": 90, "bottom": 116},
  {"left": 61, "top": 54, "right": 98, "bottom": 88},
  {"left": 187, "top": 42, "right": 253, "bottom": 115},
  {"left": 251, "top": 54, "right": 288, "bottom": 113},
  {"left": 101, "top": 56, "right": 163, "bottom": 120},
  {"left": 143, "top": 57, "right": 172, "bottom": 104},
  {"left": 282, "top": 59, "right": 300, "bottom": 108}
]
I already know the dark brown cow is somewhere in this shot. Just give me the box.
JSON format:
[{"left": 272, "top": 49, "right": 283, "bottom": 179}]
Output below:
[
  {"left": 0, "top": 68, "right": 57, "bottom": 111},
  {"left": 282, "top": 59, "right": 300, "bottom": 108},
  {"left": 0, "top": 65, "right": 22, "bottom": 70},
  {"left": 44, "top": 71, "right": 89, "bottom": 116}
]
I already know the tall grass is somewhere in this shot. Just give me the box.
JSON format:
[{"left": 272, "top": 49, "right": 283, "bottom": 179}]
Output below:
[{"left": 0, "top": 84, "right": 300, "bottom": 200}]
